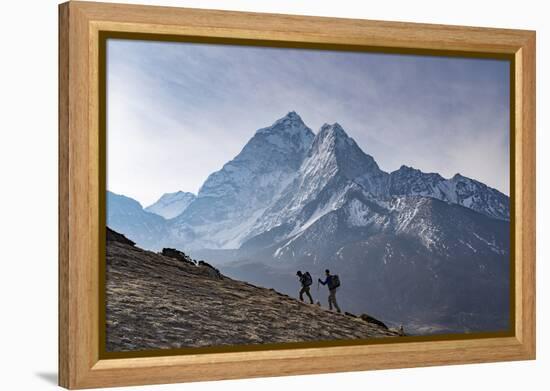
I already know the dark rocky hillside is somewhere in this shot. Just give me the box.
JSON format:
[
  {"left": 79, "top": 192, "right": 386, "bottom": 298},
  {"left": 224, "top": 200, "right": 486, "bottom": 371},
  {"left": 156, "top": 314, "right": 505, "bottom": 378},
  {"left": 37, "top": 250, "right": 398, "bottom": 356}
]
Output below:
[{"left": 106, "top": 228, "right": 400, "bottom": 352}]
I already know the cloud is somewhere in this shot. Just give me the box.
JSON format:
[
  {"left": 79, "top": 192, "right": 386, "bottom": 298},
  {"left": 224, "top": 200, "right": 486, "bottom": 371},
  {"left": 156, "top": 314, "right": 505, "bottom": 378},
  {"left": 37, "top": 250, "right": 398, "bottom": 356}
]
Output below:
[{"left": 107, "top": 39, "right": 510, "bottom": 205}]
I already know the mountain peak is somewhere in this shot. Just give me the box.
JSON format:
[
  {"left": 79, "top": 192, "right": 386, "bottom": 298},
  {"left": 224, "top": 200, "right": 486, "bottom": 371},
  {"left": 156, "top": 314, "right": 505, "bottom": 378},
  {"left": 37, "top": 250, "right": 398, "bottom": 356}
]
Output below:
[
  {"left": 398, "top": 165, "right": 414, "bottom": 171},
  {"left": 246, "top": 112, "right": 314, "bottom": 158},
  {"left": 300, "top": 122, "right": 386, "bottom": 196},
  {"left": 274, "top": 110, "right": 303, "bottom": 124},
  {"left": 314, "top": 123, "right": 357, "bottom": 153},
  {"left": 284, "top": 110, "right": 300, "bottom": 120},
  {"left": 255, "top": 111, "right": 306, "bottom": 134},
  {"left": 452, "top": 173, "right": 465, "bottom": 180},
  {"left": 252, "top": 112, "right": 314, "bottom": 152},
  {"left": 165, "top": 190, "right": 193, "bottom": 197},
  {"left": 145, "top": 191, "right": 196, "bottom": 219},
  {"left": 395, "top": 165, "right": 426, "bottom": 176},
  {"left": 319, "top": 122, "right": 348, "bottom": 138}
]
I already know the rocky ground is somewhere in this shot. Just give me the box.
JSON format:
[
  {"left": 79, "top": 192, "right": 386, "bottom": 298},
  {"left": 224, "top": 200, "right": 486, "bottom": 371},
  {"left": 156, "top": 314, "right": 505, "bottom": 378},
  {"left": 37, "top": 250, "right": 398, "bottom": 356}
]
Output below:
[{"left": 106, "top": 228, "right": 400, "bottom": 352}]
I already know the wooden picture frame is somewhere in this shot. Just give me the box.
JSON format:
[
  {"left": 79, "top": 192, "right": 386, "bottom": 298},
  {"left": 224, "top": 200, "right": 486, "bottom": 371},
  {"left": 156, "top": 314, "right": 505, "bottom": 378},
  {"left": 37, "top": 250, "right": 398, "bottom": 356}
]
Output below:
[{"left": 59, "top": 1, "right": 536, "bottom": 389}]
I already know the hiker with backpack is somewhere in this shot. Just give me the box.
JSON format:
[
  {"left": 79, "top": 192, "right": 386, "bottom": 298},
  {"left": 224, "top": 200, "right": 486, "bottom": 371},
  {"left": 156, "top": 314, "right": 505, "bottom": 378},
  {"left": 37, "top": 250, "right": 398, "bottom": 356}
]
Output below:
[
  {"left": 296, "top": 271, "right": 314, "bottom": 304},
  {"left": 318, "top": 269, "right": 341, "bottom": 313}
]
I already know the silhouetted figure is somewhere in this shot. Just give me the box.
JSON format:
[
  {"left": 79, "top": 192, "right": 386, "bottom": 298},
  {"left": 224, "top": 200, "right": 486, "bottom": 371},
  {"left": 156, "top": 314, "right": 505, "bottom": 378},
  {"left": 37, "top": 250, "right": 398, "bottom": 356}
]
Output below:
[
  {"left": 318, "top": 269, "right": 341, "bottom": 313},
  {"left": 296, "top": 271, "right": 314, "bottom": 304}
]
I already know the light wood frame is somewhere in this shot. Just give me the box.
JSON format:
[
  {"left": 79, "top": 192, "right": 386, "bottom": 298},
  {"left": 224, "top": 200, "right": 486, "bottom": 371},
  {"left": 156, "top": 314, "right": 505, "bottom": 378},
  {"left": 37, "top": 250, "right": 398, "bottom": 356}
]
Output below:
[{"left": 59, "top": 1, "right": 536, "bottom": 389}]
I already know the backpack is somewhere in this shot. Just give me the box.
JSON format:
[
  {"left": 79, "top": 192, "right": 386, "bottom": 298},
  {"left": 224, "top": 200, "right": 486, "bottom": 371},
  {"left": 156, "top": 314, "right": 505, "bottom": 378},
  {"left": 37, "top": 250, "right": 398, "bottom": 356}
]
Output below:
[
  {"left": 303, "top": 272, "right": 313, "bottom": 287},
  {"left": 329, "top": 275, "right": 341, "bottom": 289}
]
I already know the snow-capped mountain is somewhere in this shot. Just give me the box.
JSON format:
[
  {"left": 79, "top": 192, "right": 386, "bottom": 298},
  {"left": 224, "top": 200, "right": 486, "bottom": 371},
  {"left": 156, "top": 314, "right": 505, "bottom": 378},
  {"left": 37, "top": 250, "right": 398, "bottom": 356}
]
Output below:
[
  {"left": 388, "top": 165, "right": 509, "bottom": 220},
  {"left": 145, "top": 191, "right": 196, "bottom": 219},
  {"left": 241, "top": 122, "right": 388, "bottom": 249},
  {"left": 107, "top": 112, "right": 511, "bottom": 334},
  {"left": 167, "top": 111, "right": 315, "bottom": 250},
  {"left": 109, "top": 112, "right": 509, "bottom": 253},
  {"left": 239, "top": 121, "right": 508, "bottom": 254}
]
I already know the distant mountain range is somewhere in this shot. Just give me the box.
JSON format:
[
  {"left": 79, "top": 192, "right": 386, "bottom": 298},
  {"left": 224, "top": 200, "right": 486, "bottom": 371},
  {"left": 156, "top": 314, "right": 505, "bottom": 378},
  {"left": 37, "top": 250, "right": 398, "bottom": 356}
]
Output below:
[
  {"left": 145, "top": 191, "right": 196, "bottom": 219},
  {"left": 106, "top": 191, "right": 167, "bottom": 250},
  {"left": 107, "top": 111, "right": 510, "bottom": 335}
]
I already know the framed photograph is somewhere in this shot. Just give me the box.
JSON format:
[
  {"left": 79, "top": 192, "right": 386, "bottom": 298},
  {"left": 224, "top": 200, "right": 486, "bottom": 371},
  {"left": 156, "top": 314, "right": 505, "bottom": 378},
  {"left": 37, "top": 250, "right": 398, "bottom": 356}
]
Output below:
[{"left": 59, "top": 1, "right": 536, "bottom": 389}]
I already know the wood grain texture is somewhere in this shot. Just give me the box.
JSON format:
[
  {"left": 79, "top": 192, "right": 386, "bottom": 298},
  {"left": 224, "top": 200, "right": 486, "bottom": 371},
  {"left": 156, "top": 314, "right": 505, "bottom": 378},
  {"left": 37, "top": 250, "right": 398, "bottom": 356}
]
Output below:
[
  {"left": 58, "top": 3, "right": 70, "bottom": 387},
  {"left": 58, "top": 1, "right": 536, "bottom": 389},
  {"left": 516, "top": 34, "right": 536, "bottom": 355}
]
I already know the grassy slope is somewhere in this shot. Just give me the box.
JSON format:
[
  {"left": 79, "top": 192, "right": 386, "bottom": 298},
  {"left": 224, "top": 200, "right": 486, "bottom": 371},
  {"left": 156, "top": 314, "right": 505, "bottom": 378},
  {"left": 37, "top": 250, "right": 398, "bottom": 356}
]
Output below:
[{"left": 106, "top": 237, "right": 399, "bottom": 352}]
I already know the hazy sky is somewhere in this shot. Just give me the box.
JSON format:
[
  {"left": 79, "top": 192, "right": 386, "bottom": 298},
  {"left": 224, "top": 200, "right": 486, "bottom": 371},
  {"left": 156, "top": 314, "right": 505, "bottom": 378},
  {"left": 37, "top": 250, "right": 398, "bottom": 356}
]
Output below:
[{"left": 107, "top": 39, "right": 510, "bottom": 207}]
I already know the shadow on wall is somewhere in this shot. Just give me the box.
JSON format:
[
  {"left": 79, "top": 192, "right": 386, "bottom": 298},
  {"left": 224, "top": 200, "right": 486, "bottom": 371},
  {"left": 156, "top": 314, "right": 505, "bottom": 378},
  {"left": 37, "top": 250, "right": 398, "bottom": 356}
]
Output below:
[{"left": 35, "top": 372, "right": 57, "bottom": 386}]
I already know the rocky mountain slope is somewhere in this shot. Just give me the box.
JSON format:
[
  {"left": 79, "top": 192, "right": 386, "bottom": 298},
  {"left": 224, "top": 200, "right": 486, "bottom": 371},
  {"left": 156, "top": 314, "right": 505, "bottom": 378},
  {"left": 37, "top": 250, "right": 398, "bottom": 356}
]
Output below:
[
  {"left": 225, "top": 194, "right": 510, "bottom": 334},
  {"left": 106, "top": 228, "right": 400, "bottom": 352},
  {"left": 106, "top": 191, "right": 167, "bottom": 250}
]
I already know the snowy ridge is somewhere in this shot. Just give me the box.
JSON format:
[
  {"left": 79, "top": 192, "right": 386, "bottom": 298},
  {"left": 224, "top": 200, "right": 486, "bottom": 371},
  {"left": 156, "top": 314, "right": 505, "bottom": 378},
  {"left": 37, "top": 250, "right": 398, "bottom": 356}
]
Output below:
[
  {"left": 270, "top": 192, "right": 507, "bottom": 264},
  {"left": 145, "top": 191, "right": 196, "bottom": 219},
  {"left": 388, "top": 166, "right": 509, "bottom": 221}
]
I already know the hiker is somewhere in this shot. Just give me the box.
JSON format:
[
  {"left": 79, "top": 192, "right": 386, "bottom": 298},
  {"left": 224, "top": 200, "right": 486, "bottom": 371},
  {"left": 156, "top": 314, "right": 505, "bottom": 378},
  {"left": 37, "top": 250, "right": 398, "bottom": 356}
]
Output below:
[
  {"left": 318, "top": 269, "right": 341, "bottom": 313},
  {"left": 296, "top": 271, "right": 314, "bottom": 304}
]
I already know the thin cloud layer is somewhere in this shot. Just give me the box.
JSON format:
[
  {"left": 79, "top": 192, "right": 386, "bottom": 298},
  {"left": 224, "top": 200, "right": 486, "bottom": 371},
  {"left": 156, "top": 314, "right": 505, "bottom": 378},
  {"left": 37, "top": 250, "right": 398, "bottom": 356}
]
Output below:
[{"left": 107, "top": 39, "right": 510, "bottom": 206}]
